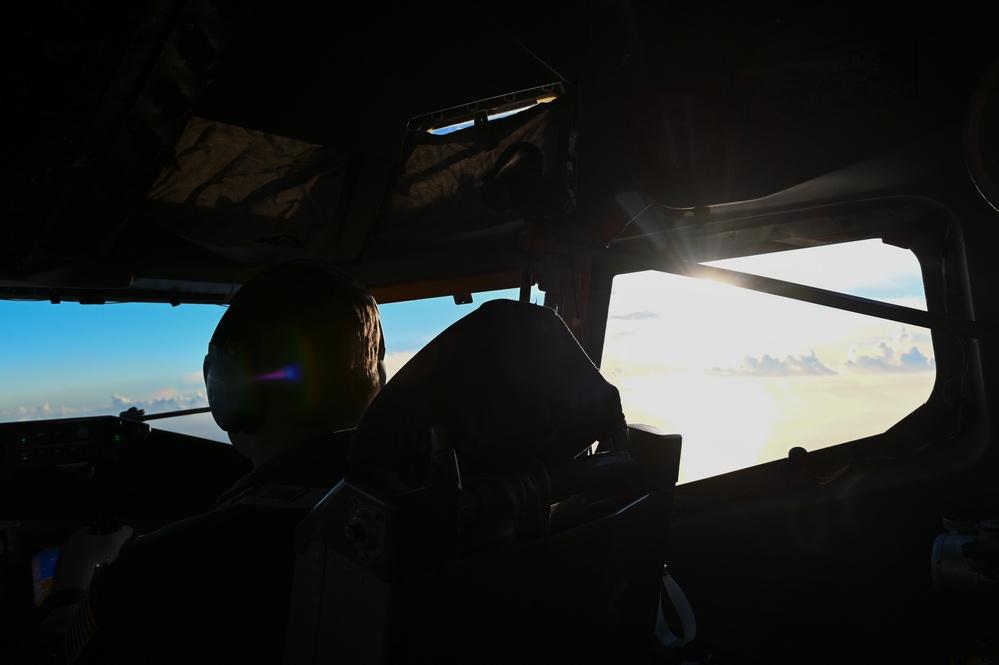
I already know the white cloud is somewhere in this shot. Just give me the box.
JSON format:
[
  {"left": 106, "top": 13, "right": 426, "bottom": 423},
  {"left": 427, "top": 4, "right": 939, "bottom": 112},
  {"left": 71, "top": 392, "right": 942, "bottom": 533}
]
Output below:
[
  {"left": 609, "top": 311, "right": 661, "bottom": 321},
  {"left": 382, "top": 350, "right": 419, "bottom": 382},
  {"left": 711, "top": 351, "right": 836, "bottom": 377},
  {"left": 2, "top": 390, "right": 209, "bottom": 423},
  {"left": 844, "top": 327, "right": 935, "bottom": 373},
  {"left": 183, "top": 369, "right": 206, "bottom": 385},
  {"left": 111, "top": 391, "right": 209, "bottom": 415},
  {"left": 1, "top": 403, "right": 90, "bottom": 421}
]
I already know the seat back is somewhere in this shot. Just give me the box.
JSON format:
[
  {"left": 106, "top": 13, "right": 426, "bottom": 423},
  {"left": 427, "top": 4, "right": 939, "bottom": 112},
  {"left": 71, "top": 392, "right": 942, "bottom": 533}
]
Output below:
[{"left": 284, "top": 301, "right": 682, "bottom": 663}]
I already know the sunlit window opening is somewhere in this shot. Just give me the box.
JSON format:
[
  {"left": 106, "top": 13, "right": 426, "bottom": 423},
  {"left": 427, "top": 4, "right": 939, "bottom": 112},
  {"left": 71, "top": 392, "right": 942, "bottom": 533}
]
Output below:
[
  {"left": 601, "top": 240, "right": 935, "bottom": 484},
  {"left": 0, "top": 300, "right": 226, "bottom": 440},
  {"left": 420, "top": 86, "right": 561, "bottom": 135},
  {"left": 0, "top": 287, "right": 541, "bottom": 445},
  {"left": 429, "top": 96, "right": 557, "bottom": 135},
  {"left": 378, "top": 286, "right": 543, "bottom": 379}
]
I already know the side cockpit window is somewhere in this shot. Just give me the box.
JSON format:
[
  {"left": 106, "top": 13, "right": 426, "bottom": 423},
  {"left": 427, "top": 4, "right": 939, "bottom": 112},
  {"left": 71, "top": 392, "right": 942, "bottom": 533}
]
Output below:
[{"left": 601, "top": 239, "right": 935, "bottom": 484}]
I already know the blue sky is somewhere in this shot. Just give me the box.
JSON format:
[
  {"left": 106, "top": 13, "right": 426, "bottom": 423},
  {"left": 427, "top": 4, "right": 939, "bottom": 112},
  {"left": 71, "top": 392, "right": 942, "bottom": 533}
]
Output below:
[{"left": 0, "top": 286, "right": 539, "bottom": 441}]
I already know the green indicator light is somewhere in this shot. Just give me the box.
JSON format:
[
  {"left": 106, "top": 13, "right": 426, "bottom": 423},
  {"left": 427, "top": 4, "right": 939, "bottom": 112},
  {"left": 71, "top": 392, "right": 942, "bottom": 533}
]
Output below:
[
  {"left": 21, "top": 456, "right": 29, "bottom": 462},
  {"left": 113, "top": 435, "right": 122, "bottom": 442}
]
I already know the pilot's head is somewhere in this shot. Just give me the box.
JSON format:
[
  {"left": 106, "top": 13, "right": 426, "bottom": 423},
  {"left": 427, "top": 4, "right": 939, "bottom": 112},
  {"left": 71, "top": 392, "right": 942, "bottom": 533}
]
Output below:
[{"left": 203, "top": 259, "right": 384, "bottom": 460}]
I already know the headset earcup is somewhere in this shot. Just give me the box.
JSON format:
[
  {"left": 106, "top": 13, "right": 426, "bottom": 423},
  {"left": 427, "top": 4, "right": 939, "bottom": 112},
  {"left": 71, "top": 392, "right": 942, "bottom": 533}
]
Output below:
[
  {"left": 204, "top": 344, "right": 261, "bottom": 433},
  {"left": 204, "top": 353, "right": 232, "bottom": 429}
]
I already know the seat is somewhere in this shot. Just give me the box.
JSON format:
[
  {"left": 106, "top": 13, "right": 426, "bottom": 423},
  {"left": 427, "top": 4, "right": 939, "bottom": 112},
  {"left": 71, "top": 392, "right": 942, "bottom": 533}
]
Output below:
[{"left": 284, "top": 300, "right": 683, "bottom": 664}]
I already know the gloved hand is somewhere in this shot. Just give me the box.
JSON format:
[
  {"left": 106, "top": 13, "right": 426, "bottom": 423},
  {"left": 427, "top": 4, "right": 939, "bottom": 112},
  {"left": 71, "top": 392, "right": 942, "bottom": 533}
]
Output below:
[{"left": 52, "top": 524, "right": 134, "bottom": 592}]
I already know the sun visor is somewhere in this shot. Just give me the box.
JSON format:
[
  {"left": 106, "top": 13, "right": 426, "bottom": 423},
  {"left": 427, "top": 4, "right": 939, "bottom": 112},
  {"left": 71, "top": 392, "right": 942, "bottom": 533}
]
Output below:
[
  {"left": 134, "top": 99, "right": 569, "bottom": 255},
  {"left": 381, "top": 98, "right": 570, "bottom": 241},
  {"left": 136, "top": 117, "right": 367, "bottom": 254}
]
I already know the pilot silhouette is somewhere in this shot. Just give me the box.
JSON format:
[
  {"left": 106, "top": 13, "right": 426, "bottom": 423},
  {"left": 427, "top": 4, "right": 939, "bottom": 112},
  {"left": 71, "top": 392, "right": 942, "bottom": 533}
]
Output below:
[{"left": 15, "top": 259, "right": 384, "bottom": 665}]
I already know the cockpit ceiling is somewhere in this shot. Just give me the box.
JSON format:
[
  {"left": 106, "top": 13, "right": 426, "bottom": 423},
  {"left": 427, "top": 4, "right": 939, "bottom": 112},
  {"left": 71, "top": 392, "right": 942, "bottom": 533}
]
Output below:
[
  {"left": 2, "top": 0, "right": 584, "bottom": 298},
  {"left": 2, "top": 0, "right": 995, "bottom": 302}
]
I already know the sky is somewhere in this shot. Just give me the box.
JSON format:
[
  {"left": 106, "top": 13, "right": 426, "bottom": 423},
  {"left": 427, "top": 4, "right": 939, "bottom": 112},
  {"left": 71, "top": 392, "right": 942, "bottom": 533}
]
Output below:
[
  {"left": 0, "top": 239, "right": 934, "bottom": 483},
  {"left": 0, "top": 286, "right": 541, "bottom": 442},
  {"left": 601, "top": 239, "right": 935, "bottom": 482}
]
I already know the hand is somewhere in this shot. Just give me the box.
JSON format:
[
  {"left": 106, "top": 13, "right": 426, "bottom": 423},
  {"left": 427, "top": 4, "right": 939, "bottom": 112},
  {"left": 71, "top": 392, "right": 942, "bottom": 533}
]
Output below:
[{"left": 52, "top": 524, "right": 134, "bottom": 592}]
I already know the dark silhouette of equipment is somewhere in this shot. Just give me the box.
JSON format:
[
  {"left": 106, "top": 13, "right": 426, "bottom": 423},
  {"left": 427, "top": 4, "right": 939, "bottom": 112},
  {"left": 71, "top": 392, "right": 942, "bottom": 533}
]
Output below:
[{"left": 283, "top": 300, "right": 683, "bottom": 663}]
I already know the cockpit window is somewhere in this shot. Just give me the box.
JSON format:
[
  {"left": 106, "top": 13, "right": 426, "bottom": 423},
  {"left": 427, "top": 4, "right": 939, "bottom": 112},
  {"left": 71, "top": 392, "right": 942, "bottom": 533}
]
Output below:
[
  {"left": 0, "top": 300, "right": 226, "bottom": 440},
  {"left": 0, "top": 286, "right": 542, "bottom": 444},
  {"left": 379, "top": 287, "right": 544, "bottom": 380},
  {"left": 601, "top": 239, "right": 934, "bottom": 484},
  {"left": 409, "top": 83, "right": 562, "bottom": 135}
]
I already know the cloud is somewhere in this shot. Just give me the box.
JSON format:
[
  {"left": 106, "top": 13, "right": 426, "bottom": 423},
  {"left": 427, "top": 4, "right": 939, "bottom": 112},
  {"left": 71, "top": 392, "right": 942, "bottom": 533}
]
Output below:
[
  {"left": 600, "top": 360, "right": 678, "bottom": 380},
  {"left": 847, "top": 344, "right": 934, "bottom": 372},
  {"left": 711, "top": 351, "right": 836, "bottom": 377},
  {"left": 705, "top": 328, "right": 935, "bottom": 378},
  {"left": 845, "top": 328, "right": 935, "bottom": 373},
  {"left": 609, "top": 311, "right": 661, "bottom": 321},
  {"left": 2, "top": 390, "right": 209, "bottom": 423},
  {"left": 382, "top": 350, "right": 419, "bottom": 382},
  {"left": 111, "top": 392, "right": 209, "bottom": 415},
  {"left": 0, "top": 403, "right": 91, "bottom": 421},
  {"left": 183, "top": 370, "right": 206, "bottom": 385}
]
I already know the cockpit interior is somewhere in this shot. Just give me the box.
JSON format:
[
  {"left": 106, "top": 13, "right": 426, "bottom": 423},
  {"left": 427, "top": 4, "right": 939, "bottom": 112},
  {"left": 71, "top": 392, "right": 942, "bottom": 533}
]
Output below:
[{"left": 2, "top": 1, "right": 997, "bottom": 663}]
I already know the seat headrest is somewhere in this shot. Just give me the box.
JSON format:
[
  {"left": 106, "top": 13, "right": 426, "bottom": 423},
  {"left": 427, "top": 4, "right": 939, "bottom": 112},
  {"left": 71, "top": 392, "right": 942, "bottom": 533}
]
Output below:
[{"left": 349, "top": 299, "right": 626, "bottom": 476}]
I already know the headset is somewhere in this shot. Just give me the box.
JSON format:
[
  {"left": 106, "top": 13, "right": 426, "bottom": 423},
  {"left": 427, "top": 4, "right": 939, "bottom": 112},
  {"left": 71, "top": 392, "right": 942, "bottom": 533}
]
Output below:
[
  {"left": 203, "top": 341, "right": 257, "bottom": 433},
  {"left": 203, "top": 262, "right": 387, "bottom": 434},
  {"left": 204, "top": 323, "right": 386, "bottom": 434}
]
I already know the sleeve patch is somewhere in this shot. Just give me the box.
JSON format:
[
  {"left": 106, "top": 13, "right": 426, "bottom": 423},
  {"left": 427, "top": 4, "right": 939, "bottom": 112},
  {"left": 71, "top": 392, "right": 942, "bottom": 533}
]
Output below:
[{"left": 65, "top": 593, "right": 98, "bottom": 664}]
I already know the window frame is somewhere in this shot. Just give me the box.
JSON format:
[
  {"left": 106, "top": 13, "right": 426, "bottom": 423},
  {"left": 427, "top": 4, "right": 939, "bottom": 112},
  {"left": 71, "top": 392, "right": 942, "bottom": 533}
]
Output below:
[{"left": 579, "top": 197, "right": 984, "bottom": 497}]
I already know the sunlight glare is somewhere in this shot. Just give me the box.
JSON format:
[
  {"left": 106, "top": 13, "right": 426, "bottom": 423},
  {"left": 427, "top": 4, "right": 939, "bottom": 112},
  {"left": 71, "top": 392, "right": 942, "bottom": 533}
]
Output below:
[{"left": 602, "top": 240, "right": 935, "bottom": 483}]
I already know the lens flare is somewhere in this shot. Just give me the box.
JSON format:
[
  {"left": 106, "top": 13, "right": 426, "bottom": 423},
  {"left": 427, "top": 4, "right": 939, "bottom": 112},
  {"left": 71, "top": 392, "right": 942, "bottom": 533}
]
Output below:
[{"left": 255, "top": 364, "right": 302, "bottom": 382}]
